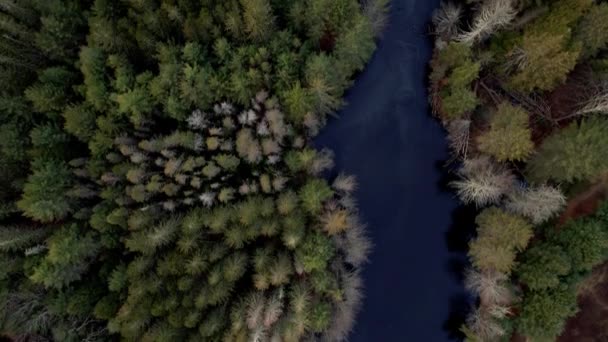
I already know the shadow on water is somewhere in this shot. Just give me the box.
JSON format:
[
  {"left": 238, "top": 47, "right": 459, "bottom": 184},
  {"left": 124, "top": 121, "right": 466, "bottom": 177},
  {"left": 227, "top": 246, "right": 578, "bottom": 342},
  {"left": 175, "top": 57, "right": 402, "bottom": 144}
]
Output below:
[
  {"left": 313, "top": 0, "right": 476, "bottom": 340},
  {"left": 439, "top": 161, "right": 478, "bottom": 339}
]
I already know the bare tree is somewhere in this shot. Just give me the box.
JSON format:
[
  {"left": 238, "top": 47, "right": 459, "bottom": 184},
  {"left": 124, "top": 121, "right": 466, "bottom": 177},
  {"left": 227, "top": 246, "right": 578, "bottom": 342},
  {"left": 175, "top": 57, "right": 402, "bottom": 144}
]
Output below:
[
  {"left": 332, "top": 173, "right": 358, "bottom": 194},
  {"left": 451, "top": 156, "right": 516, "bottom": 207},
  {"left": 432, "top": 1, "right": 463, "bottom": 41},
  {"left": 246, "top": 292, "right": 267, "bottom": 330},
  {"left": 446, "top": 119, "right": 471, "bottom": 158},
  {"left": 362, "top": 0, "right": 390, "bottom": 38},
  {"left": 343, "top": 220, "right": 372, "bottom": 267},
  {"left": 575, "top": 87, "right": 608, "bottom": 116},
  {"left": 466, "top": 307, "right": 506, "bottom": 341},
  {"left": 505, "top": 184, "right": 566, "bottom": 224},
  {"left": 311, "top": 148, "right": 335, "bottom": 175},
  {"left": 455, "top": 0, "right": 517, "bottom": 45},
  {"left": 464, "top": 268, "right": 513, "bottom": 306},
  {"left": 322, "top": 269, "right": 364, "bottom": 342}
]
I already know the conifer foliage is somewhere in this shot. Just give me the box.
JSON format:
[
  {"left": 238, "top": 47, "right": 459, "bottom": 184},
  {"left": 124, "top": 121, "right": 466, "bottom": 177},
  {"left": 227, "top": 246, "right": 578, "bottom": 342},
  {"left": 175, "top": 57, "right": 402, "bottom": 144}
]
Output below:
[
  {"left": 0, "top": 0, "right": 384, "bottom": 340},
  {"left": 430, "top": 0, "right": 608, "bottom": 340}
]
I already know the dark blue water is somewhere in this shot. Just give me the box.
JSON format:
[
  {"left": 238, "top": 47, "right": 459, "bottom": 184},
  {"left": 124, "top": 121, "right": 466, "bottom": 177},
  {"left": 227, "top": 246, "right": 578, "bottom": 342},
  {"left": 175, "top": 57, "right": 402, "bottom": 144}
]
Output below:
[{"left": 315, "top": 0, "right": 471, "bottom": 340}]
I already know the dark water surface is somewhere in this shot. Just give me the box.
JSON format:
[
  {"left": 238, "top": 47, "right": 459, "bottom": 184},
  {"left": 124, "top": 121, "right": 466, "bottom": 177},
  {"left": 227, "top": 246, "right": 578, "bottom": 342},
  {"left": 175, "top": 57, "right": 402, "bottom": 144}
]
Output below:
[{"left": 314, "top": 0, "right": 469, "bottom": 340}]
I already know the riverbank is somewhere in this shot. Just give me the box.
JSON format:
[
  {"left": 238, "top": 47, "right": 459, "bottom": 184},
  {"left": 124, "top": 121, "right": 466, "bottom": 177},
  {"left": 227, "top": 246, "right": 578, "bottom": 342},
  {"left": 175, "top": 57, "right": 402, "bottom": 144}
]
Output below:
[{"left": 428, "top": 0, "right": 608, "bottom": 340}]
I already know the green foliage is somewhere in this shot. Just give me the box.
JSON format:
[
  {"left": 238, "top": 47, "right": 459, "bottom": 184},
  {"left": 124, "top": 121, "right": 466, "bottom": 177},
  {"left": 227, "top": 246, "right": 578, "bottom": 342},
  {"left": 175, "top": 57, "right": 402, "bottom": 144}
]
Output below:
[
  {"left": 431, "top": 1, "right": 608, "bottom": 340},
  {"left": 334, "top": 11, "right": 376, "bottom": 77},
  {"left": 435, "top": 43, "right": 480, "bottom": 119},
  {"left": 30, "top": 224, "right": 99, "bottom": 289},
  {"left": 0, "top": 225, "right": 49, "bottom": 252},
  {"left": 296, "top": 231, "right": 335, "bottom": 272},
  {"left": 507, "top": 0, "right": 591, "bottom": 93},
  {"left": 527, "top": 117, "right": 608, "bottom": 183},
  {"left": 17, "top": 160, "right": 74, "bottom": 222},
  {"left": 63, "top": 103, "right": 97, "bottom": 142},
  {"left": 575, "top": 3, "right": 608, "bottom": 58},
  {"left": 25, "top": 67, "right": 76, "bottom": 115},
  {"left": 299, "top": 179, "right": 334, "bottom": 214},
  {"left": 283, "top": 82, "right": 313, "bottom": 123},
  {"left": 309, "top": 300, "right": 332, "bottom": 332},
  {"left": 468, "top": 207, "right": 533, "bottom": 274},
  {"left": 241, "top": 0, "right": 275, "bottom": 42},
  {"left": 441, "top": 87, "right": 479, "bottom": 119},
  {"left": 513, "top": 201, "right": 608, "bottom": 338},
  {"left": 516, "top": 284, "right": 579, "bottom": 340},
  {"left": 551, "top": 216, "right": 608, "bottom": 272},
  {"left": 477, "top": 103, "right": 534, "bottom": 162},
  {"left": 517, "top": 244, "right": 571, "bottom": 290},
  {"left": 29, "top": 123, "right": 71, "bottom": 161},
  {"left": 79, "top": 47, "right": 108, "bottom": 111},
  {"left": 0, "top": 0, "right": 377, "bottom": 340}
]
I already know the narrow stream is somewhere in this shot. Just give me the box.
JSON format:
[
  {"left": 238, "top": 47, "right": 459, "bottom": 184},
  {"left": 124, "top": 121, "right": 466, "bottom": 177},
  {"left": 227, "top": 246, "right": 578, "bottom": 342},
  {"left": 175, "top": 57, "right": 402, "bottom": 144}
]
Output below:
[{"left": 314, "top": 1, "right": 469, "bottom": 340}]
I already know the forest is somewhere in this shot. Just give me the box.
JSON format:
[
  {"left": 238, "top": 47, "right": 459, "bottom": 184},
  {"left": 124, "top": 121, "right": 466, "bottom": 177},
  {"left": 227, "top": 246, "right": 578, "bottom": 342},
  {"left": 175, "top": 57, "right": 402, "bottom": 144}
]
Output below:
[
  {"left": 430, "top": 0, "right": 608, "bottom": 340},
  {"left": 0, "top": 0, "right": 389, "bottom": 341}
]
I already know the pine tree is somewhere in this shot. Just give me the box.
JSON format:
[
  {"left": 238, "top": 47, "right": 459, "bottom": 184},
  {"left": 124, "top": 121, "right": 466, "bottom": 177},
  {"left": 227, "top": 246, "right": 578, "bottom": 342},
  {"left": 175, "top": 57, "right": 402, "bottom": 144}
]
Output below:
[
  {"left": 0, "top": 225, "right": 49, "bottom": 252},
  {"left": 516, "top": 284, "right": 578, "bottom": 340},
  {"left": 79, "top": 47, "right": 108, "bottom": 111},
  {"left": 527, "top": 117, "right": 608, "bottom": 183},
  {"left": 506, "top": 0, "right": 592, "bottom": 93},
  {"left": 17, "top": 160, "right": 74, "bottom": 222},
  {"left": 241, "top": 0, "right": 275, "bottom": 42},
  {"left": 295, "top": 231, "right": 335, "bottom": 273},
  {"left": 299, "top": 178, "right": 334, "bottom": 214},
  {"left": 575, "top": 3, "right": 608, "bottom": 58},
  {"left": 434, "top": 43, "right": 480, "bottom": 119},
  {"left": 517, "top": 244, "right": 571, "bottom": 290},
  {"left": 62, "top": 103, "right": 97, "bottom": 142},
  {"left": 29, "top": 224, "right": 99, "bottom": 288},
  {"left": 552, "top": 217, "right": 608, "bottom": 272}
]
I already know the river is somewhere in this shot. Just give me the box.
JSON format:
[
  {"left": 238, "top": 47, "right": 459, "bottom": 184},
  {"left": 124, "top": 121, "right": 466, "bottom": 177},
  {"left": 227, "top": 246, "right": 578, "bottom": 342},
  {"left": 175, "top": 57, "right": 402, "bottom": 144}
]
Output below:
[{"left": 314, "top": 0, "right": 471, "bottom": 340}]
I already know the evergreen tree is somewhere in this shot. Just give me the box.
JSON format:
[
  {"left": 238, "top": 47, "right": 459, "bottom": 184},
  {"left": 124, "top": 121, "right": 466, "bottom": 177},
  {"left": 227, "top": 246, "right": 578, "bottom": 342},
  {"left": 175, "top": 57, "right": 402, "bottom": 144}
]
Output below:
[
  {"left": 435, "top": 43, "right": 480, "bottom": 119},
  {"left": 517, "top": 244, "right": 571, "bottom": 290},
  {"left": 29, "top": 224, "right": 100, "bottom": 288},
  {"left": 516, "top": 284, "right": 579, "bottom": 340},
  {"left": 551, "top": 216, "right": 608, "bottom": 272},
  {"left": 527, "top": 116, "right": 608, "bottom": 183},
  {"left": 17, "top": 160, "right": 74, "bottom": 222},
  {"left": 575, "top": 2, "right": 608, "bottom": 58},
  {"left": 506, "top": 0, "right": 592, "bottom": 93},
  {"left": 468, "top": 207, "right": 533, "bottom": 274},
  {"left": 241, "top": 0, "right": 275, "bottom": 42},
  {"left": 477, "top": 102, "right": 534, "bottom": 162}
]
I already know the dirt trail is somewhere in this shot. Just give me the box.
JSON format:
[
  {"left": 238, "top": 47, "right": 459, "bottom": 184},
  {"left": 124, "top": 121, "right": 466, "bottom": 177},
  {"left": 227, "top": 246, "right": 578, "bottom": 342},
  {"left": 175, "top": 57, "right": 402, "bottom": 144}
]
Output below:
[
  {"left": 558, "top": 182, "right": 608, "bottom": 226},
  {"left": 558, "top": 263, "right": 608, "bottom": 342}
]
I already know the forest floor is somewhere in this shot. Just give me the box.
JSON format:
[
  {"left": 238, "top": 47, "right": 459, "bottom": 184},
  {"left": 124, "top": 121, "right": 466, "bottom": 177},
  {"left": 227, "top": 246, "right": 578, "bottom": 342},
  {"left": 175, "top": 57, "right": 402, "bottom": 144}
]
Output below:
[
  {"left": 558, "top": 262, "right": 608, "bottom": 342},
  {"left": 557, "top": 181, "right": 608, "bottom": 342}
]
